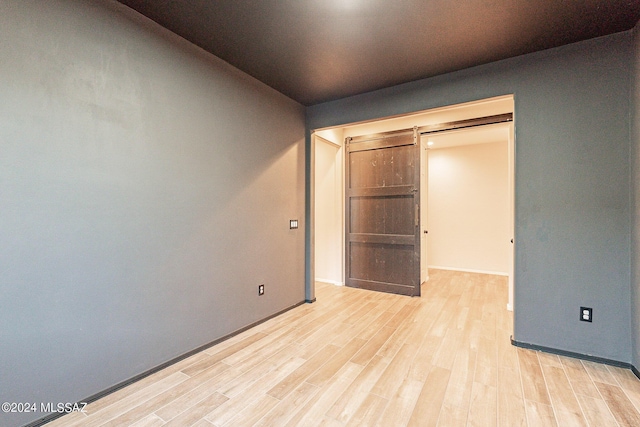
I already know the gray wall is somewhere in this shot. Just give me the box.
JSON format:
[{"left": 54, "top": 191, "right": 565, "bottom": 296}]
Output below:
[
  {"left": 632, "top": 22, "right": 640, "bottom": 369},
  {"left": 0, "top": 1, "right": 305, "bottom": 426},
  {"left": 308, "top": 31, "right": 633, "bottom": 363}
]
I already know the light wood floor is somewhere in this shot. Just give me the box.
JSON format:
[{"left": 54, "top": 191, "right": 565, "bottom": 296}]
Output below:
[{"left": 48, "top": 269, "right": 640, "bottom": 427}]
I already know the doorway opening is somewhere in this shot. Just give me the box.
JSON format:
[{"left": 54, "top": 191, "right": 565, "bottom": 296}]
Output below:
[{"left": 312, "top": 95, "right": 515, "bottom": 308}]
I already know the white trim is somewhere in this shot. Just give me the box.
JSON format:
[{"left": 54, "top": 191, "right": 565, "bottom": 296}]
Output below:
[
  {"left": 316, "top": 278, "right": 344, "bottom": 286},
  {"left": 314, "top": 133, "right": 342, "bottom": 148},
  {"left": 507, "top": 303, "right": 513, "bottom": 311},
  {"left": 428, "top": 265, "right": 509, "bottom": 276}
]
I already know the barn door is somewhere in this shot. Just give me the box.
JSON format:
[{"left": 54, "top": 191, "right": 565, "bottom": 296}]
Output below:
[{"left": 345, "top": 128, "right": 421, "bottom": 296}]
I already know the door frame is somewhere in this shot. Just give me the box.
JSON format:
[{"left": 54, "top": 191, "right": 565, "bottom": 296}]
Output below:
[
  {"left": 420, "top": 136, "right": 429, "bottom": 284},
  {"left": 308, "top": 96, "right": 515, "bottom": 307}
]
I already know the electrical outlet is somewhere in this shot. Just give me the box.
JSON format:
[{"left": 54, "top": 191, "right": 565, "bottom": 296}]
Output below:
[
  {"left": 290, "top": 219, "right": 298, "bottom": 229},
  {"left": 580, "top": 307, "right": 592, "bottom": 322},
  {"left": 258, "top": 284, "right": 265, "bottom": 296}
]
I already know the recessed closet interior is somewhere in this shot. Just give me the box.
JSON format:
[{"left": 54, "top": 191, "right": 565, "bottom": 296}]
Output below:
[{"left": 313, "top": 95, "right": 515, "bottom": 307}]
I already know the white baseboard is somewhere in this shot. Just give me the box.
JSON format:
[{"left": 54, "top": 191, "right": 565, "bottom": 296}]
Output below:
[
  {"left": 428, "top": 265, "right": 509, "bottom": 277},
  {"left": 316, "top": 278, "right": 344, "bottom": 286}
]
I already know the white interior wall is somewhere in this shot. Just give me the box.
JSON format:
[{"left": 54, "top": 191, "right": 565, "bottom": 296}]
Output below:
[
  {"left": 314, "top": 136, "right": 344, "bottom": 285},
  {"left": 427, "top": 140, "right": 510, "bottom": 274}
]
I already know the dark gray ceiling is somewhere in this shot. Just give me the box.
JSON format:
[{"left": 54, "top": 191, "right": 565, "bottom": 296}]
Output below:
[{"left": 116, "top": 0, "right": 640, "bottom": 106}]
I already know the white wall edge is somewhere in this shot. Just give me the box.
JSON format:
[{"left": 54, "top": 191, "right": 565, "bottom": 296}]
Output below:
[
  {"left": 316, "top": 278, "right": 345, "bottom": 286},
  {"left": 428, "top": 265, "right": 509, "bottom": 276},
  {"left": 314, "top": 132, "right": 342, "bottom": 147}
]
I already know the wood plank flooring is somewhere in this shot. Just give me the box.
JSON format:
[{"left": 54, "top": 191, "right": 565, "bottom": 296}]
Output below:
[{"left": 47, "top": 269, "right": 640, "bottom": 426}]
